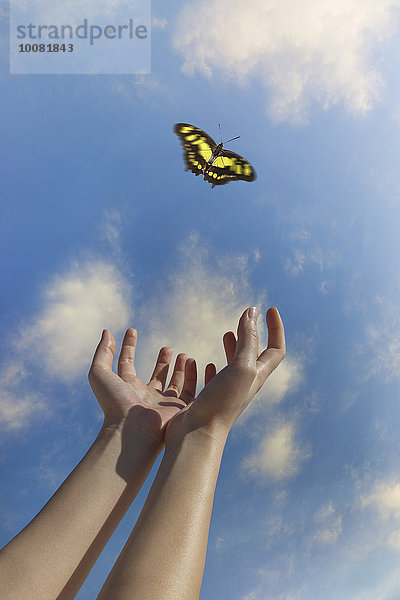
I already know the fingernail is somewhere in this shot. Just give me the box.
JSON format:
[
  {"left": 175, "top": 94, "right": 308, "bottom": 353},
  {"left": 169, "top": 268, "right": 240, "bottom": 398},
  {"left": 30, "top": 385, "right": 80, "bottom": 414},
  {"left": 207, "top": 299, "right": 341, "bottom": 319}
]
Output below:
[{"left": 248, "top": 306, "right": 259, "bottom": 321}]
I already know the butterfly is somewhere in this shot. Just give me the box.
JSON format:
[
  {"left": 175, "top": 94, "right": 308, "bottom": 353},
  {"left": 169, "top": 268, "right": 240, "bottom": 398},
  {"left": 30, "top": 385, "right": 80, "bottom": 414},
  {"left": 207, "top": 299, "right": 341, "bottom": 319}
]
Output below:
[{"left": 174, "top": 123, "right": 256, "bottom": 188}]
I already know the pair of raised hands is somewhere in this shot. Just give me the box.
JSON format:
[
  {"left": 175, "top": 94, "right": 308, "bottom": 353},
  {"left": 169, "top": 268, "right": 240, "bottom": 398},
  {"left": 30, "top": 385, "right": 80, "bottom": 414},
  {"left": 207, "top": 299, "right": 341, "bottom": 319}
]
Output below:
[
  {"left": 0, "top": 306, "right": 286, "bottom": 600},
  {"left": 89, "top": 306, "right": 286, "bottom": 451}
]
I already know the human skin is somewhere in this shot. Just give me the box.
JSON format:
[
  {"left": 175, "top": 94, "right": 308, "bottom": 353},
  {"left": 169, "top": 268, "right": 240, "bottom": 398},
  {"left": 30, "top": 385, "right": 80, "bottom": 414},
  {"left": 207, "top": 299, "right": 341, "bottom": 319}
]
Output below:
[
  {"left": 0, "top": 329, "right": 198, "bottom": 600},
  {"left": 97, "top": 306, "right": 286, "bottom": 600}
]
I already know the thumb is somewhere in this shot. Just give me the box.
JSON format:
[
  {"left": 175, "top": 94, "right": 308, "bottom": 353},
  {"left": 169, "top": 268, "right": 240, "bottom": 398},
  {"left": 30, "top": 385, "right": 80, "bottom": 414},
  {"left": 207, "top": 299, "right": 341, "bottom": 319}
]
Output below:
[{"left": 233, "top": 307, "right": 259, "bottom": 365}]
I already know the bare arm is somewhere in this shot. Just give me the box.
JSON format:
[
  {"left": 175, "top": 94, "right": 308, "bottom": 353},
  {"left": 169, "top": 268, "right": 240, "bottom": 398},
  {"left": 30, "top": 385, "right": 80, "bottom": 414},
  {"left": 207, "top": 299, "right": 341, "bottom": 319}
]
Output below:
[
  {"left": 98, "top": 427, "right": 227, "bottom": 600},
  {"left": 0, "top": 425, "right": 159, "bottom": 600},
  {"left": 98, "top": 307, "right": 286, "bottom": 600},
  {"left": 0, "top": 329, "right": 196, "bottom": 600}
]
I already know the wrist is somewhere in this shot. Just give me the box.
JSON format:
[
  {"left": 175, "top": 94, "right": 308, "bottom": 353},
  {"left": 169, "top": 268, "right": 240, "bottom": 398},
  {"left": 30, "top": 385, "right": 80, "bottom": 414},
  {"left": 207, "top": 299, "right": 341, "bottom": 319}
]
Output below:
[
  {"left": 97, "top": 421, "right": 162, "bottom": 485},
  {"left": 101, "top": 414, "right": 163, "bottom": 454},
  {"left": 165, "top": 421, "right": 229, "bottom": 457}
]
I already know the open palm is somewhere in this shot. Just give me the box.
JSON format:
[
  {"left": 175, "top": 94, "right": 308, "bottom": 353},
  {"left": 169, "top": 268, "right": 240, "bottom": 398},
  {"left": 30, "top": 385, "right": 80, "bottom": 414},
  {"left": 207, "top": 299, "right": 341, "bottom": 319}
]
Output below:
[
  {"left": 88, "top": 328, "right": 197, "bottom": 449},
  {"left": 164, "top": 307, "right": 286, "bottom": 445}
]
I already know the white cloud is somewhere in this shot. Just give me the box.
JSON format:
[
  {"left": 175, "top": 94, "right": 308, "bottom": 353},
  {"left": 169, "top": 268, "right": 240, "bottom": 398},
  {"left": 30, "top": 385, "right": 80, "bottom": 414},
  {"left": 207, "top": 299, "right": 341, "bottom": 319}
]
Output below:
[
  {"left": 0, "top": 363, "right": 46, "bottom": 431},
  {"left": 262, "top": 358, "right": 303, "bottom": 405},
  {"left": 362, "top": 480, "right": 400, "bottom": 519},
  {"left": 314, "top": 500, "right": 335, "bottom": 521},
  {"left": 283, "top": 230, "right": 340, "bottom": 295},
  {"left": 214, "top": 536, "right": 225, "bottom": 551},
  {"left": 388, "top": 530, "right": 400, "bottom": 549},
  {"left": 241, "top": 422, "right": 311, "bottom": 480},
  {"left": 174, "top": 0, "right": 400, "bottom": 123},
  {"left": 360, "top": 480, "right": 400, "bottom": 553},
  {"left": 262, "top": 514, "right": 301, "bottom": 550},
  {"left": 311, "top": 500, "right": 343, "bottom": 544},
  {"left": 239, "top": 358, "right": 303, "bottom": 424},
  {"left": 242, "top": 591, "right": 299, "bottom": 600},
  {"left": 0, "top": 260, "right": 131, "bottom": 430},
  {"left": 17, "top": 260, "right": 131, "bottom": 382},
  {"left": 100, "top": 210, "right": 123, "bottom": 254},
  {"left": 285, "top": 250, "right": 306, "bottom": 276},
  {"left": 241, "top": 593, "right": 258, "bottom": 600},
  {"left": 284, "top": 233, "right": 340, "bottom": 281},
  {"left": 354, "top": 296, "right": 400, "bottom": 384},
  {"left": 288, "top": 230, "right": 311, "bottom": 244},
  {"left": 0, "top": 389, "right": 45, "bottom": 431},
  {"left": 319, "top": 281, "right": 329, "bottom": 295}
]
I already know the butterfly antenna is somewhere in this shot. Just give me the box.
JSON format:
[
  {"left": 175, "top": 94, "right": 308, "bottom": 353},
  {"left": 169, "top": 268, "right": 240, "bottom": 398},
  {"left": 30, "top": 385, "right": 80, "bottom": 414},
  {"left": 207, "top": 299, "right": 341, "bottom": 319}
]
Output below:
[
  {"left": 224, "top": 135, "right": 240, "bottom": 144},
  {"left": 219, "top": 123, "right": 240, "bottom": 145}
]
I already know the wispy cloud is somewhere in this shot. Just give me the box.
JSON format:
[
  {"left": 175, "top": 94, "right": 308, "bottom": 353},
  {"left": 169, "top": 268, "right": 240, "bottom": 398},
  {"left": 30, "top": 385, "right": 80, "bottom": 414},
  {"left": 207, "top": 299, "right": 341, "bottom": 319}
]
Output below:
[
  {"left": 0, "top": 391, "right": 39, "bottom": 431},
  {"left": 239, "top": 357, "right": 304, "bottom": 423},
  {"left": 362, "top": 479, "right": 400, "bottom": 519},
  {"left": 174, "top": 0, "right": 399, "bottom": 123},
  {"left": 360, "top": 478, "right": 400, "bottom": 556},
  {"left": 241, "top": 422, "right": 311, "bottom": 481},
  {"left": 310, "top": 500, "right": 343, "bottom": 545},
  {"left": 388, "top": 530, "right": 400, "bottom": 550},
  {"left": 16, "top": 260, "right": 131, "bottom": 382},
  {"left": 0, "top": 259, "right": 131, "bottom": 430},
  {"left": 318, "top": 281, "right": 329, "bottom": 296},
  {"left": 262, "top": 514, "right": 301, "bottom": 550},
  {"left": 241, "top": 588, "right": 300, "bottom": 600},
  {"left": 99, "top": 210, "right": 123, "bottom": 255},
  {"left": 0, "top": 363, "right": 46, "bottom": 431},
  {"left": 285, "top": 250, "right": 306, "bottom": 276},
  {"left": 284, "top": 229, "right": 340, "bottom": 292},
  {"left": 353, "top": 296, "right": 400, "bottom": 384}
]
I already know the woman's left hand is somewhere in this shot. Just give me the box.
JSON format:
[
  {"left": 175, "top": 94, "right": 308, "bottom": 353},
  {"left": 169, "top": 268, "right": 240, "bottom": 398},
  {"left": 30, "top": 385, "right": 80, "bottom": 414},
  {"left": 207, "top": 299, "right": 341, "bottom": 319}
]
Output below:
[{"left": 88, "top": 328, "right": 197, "bottom": 450}]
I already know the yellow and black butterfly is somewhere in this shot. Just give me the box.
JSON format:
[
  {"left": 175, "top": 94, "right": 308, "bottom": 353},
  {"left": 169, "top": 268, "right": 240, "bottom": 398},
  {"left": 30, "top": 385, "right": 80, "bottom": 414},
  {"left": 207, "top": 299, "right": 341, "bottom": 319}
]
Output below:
[{"left": 174, "top": 123, "right": 256, "bottom": 188}]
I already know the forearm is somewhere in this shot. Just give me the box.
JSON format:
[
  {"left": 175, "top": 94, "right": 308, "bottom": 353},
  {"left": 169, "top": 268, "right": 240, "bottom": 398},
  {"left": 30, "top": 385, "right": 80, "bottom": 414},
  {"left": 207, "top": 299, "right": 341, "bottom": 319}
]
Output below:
[
  {"left": 0, "top": 424, "right": 161, "bottom": 600},
  {"left": 98, "top": 427, "right": 228, "bottom": 600}
]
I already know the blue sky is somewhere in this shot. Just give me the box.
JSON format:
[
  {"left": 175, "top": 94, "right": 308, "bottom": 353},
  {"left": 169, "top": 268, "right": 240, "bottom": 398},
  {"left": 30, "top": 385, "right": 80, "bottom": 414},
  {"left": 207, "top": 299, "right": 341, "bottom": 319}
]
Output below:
[{"left": 2, "top": 1, "right": 400, "bottom": 598}]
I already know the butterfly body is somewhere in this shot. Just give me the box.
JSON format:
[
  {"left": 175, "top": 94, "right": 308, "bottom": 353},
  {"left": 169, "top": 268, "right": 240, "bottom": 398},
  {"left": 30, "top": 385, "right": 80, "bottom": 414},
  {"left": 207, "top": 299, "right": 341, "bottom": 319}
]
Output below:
[
  {"left": 174, "top": 123, "right": 256, "bottom": 188},
  {"left": 203, "top": 142, "right": 223, "bottom": 175}
]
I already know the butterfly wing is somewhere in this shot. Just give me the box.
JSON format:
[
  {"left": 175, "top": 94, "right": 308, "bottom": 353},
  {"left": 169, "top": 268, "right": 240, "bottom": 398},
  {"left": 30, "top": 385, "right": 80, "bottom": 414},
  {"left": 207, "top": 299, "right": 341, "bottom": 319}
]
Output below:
[
  {"left": 204, "top": 149, "right": 256, "bottom": 188},
  {"left": 174, "top": 123, "right": 217, "bottom": 177}
]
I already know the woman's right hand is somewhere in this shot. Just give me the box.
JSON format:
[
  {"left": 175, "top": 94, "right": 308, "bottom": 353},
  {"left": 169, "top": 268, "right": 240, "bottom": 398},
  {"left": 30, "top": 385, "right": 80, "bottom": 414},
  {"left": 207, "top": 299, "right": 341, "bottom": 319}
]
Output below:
[{"left": 164, "top": 306, "right": 286, "bottom": 446}]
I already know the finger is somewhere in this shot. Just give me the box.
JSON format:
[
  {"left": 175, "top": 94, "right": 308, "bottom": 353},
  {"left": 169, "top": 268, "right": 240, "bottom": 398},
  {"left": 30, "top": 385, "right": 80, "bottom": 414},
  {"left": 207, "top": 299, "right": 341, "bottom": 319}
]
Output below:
[
  {"left": 266, "top": 307, "right": 286, "bottom": 353},
  {"left": 148, "top": 347, "right": 173, "bottom": 391},
  {"left": 205, "top": 363, "right": 217, "bottom": 386},
  {"left": 164, "top": 353, "right": 188, "bottom": 397},
  {"left": 118, "top": 328, "right": 137, "bottom": 380},
  {"left": 90, "top": 329, "right": 115, "bottom": 372},
  {"left": 232, "top": 307, "right": 260, "bottom": 365},
  {"left": 257, "top": 307, "right": 286, "bottom": 378},
  {"left": 223, "top": 331, "right": 236, "bottom": 364},
  {"left": 181, "top": 358, "right": 197, "bottom": 403}
]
